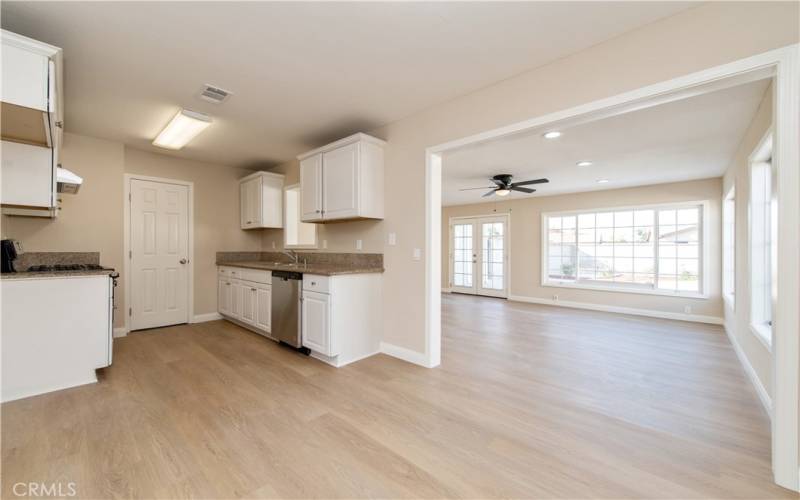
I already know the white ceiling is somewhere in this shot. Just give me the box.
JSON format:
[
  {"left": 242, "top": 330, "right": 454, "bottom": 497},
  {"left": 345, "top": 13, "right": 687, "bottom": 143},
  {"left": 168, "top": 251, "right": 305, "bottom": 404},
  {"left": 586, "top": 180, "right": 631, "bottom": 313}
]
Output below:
[
  {"left": 441, "top": 78, "right": 770, "bottom": 206},
  {"left": 0, "top": 2, "right": 697, "bottom": 168}
]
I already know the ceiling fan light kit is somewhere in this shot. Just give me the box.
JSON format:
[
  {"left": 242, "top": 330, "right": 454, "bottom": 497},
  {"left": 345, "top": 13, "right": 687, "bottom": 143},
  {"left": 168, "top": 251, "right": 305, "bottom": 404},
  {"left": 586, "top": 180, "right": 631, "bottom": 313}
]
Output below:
[{"left": 462, "top": 173, "right": 549, "bottom": 198}]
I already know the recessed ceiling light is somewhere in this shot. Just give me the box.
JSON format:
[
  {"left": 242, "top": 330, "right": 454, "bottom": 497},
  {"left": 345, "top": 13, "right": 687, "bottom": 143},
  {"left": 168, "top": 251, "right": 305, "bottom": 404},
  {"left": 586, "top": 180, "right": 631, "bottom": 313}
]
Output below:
[
  {"left": 153, "top": 109, "right": 212, "bottom": 150},
  {"left": 576, "top": 161, "right": 593, "bottom": 167},
  {"left": 543, "top": 131, "right": 561, "bottom": 139},
  {"left": 495, "top": 189, "right": 511, "bottom": 197},
  {"left": 597, "top": 179, "right": 609, "bottom": 184}
]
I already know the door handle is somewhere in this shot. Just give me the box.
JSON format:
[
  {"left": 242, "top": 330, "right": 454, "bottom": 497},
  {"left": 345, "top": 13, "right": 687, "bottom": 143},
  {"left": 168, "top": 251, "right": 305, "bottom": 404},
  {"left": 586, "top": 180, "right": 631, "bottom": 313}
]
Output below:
[{"left": 180, "top": 258, "right": 188, "bottom": 264}]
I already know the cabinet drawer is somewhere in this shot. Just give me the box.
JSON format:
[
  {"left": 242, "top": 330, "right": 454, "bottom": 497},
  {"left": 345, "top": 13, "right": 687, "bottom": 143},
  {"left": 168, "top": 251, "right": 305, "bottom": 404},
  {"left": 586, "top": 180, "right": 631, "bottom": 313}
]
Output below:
[
  {"left": 303, "top": 274, "right": 329, "bottom": 293},
  {"left": 239, "top": 268, "right": 271, "bottom": 285}
]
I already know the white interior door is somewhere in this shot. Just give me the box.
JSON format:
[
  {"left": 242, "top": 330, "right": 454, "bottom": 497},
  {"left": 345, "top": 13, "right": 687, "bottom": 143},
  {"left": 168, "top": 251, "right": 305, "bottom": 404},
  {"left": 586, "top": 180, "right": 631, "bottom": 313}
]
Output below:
[
  {"left": 130, "top": 179, "right": 190, "bottom": 330},
  {"left": 450, "top": 216, "right": 508, "bottom": 298}
]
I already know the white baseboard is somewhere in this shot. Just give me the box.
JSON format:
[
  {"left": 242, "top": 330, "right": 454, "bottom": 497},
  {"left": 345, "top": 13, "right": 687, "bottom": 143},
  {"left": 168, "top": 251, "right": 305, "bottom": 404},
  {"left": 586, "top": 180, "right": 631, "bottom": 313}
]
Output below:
[
  {"left": 380, "top": 342, "right": 428, "bottom": 367},
  {"left": 723, "top": 323, "right": 773, "bottom": 419},
  {"left": 507, "top": 294, "right": 724, "bottom": 325},
  {"left": 192, "top": 312, "right": 222, "bottom": 323},
  {"left": 113, "top": 327, "right": 128, "bottom": 338}
]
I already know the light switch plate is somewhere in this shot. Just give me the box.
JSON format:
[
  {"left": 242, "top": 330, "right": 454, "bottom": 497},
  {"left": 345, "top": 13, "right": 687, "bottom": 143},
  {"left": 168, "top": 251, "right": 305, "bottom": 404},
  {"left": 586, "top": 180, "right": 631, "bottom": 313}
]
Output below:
[
  {"left": 356, "top": 239, "right": 363, "bottom": 250},
  {"left": 271, "top": 241, "right": 276, "bottom": 249},
  {"left": 388, "top": 232, "right": 397, "bottom": 246},
  {"left": 322, "top": 240, "right": 328, "bottom": 249},
  {"left": 413, "top": 248, "right": 422, "bottom": 261}
]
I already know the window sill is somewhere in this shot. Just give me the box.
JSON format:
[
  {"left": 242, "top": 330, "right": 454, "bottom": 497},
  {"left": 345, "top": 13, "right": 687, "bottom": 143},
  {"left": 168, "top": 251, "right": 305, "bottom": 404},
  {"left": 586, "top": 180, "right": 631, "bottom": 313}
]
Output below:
[
  {"left": 749, "top": 323, "right": 773, "bottom": 352},
  {"left": 542, "top": 280, "right": 708, "bottom": 299}
]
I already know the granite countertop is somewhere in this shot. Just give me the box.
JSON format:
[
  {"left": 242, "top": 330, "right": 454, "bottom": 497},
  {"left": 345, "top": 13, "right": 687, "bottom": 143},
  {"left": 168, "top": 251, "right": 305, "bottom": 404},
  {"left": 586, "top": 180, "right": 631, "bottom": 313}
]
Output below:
[
  {"left": 216, "top": 260, "right": 384, "bottom": 276},
  {"left": 0, "top": 269, "right": 117, "bottom": 281}
]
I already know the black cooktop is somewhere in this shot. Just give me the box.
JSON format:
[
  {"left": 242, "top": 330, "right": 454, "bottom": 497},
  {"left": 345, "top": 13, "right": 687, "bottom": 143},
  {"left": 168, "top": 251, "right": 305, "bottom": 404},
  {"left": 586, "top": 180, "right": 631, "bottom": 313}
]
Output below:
[{"left": 27, "top": 264, "right": 109, "bottom": 272}]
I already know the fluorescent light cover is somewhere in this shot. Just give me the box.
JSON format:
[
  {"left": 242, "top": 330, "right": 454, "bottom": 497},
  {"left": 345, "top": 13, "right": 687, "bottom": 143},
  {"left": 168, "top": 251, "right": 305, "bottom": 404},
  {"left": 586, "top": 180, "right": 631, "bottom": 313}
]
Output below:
[
  {"left": 543, "top": 131, "right": 561, "bottom": 139},
  {"left": 597, "top": 179, "right": 609, "bottom": 184},
  {"left": 495, "top": 189, "right": 511, "bottom": 196},
  {"left": 576, "top": 161, "right": 593, "bottom": 167},
  {"left": 153, "top": 109, "right": 212, "bottom": 150}
]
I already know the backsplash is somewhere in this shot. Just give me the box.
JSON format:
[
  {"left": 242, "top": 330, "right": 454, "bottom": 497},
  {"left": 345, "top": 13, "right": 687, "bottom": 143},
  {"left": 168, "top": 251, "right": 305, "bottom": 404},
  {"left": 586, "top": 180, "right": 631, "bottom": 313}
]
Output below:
[{"left": 216, "top": 251, "right": 383, "bottom": 268}]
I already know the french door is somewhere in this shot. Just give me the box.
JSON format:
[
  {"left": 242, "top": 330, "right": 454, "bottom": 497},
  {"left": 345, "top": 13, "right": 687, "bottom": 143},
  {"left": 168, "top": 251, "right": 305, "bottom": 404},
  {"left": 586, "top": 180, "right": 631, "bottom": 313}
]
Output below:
[{"left": 450, "top": 215, "right": 508, "bottom": 298}]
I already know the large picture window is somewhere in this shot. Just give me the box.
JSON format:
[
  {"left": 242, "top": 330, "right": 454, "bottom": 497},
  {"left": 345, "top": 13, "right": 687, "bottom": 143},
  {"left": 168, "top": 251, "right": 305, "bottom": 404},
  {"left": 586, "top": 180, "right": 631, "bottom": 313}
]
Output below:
[{"left": 543, "top": 202, "right": 706, "bottom": 297}]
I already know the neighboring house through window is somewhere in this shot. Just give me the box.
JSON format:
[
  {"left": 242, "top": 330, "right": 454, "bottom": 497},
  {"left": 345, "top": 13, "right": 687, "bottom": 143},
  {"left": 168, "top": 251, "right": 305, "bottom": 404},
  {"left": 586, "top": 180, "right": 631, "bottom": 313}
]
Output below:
[{"left": 543, "top": 202, "right": 707, "bottom": 297}]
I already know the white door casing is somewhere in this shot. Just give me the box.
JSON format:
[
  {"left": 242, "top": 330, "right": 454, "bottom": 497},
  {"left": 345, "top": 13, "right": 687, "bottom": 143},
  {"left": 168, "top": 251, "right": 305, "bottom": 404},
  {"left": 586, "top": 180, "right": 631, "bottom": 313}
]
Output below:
[
  {"left": 449, "top": 215, "right": 509, "bottom": 298},
  {"left": 130, "top": 179, "right": 190, "bottom": 330}
]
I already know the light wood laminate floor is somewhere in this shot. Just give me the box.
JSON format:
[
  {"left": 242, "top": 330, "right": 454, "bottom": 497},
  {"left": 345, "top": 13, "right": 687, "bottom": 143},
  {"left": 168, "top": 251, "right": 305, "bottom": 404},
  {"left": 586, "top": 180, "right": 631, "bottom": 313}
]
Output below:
[{"left": 2, "top": 293, "right": 792, "bottom": 499}]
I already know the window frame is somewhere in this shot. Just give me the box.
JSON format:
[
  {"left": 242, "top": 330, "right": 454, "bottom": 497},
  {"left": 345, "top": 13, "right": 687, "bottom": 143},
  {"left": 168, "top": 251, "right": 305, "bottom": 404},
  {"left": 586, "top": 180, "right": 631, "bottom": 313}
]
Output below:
[
  {"left": 541, "top": 200, "right": 710, "bottom": 299},
  {"left": 748, "top": 129, "right": 774, "bottom": 350},
  {"left": 283, "top": 183, "right": 318, "bottom": 249},
  {"left": 722, "top": 186, "right": 736, "bottom": 309}
]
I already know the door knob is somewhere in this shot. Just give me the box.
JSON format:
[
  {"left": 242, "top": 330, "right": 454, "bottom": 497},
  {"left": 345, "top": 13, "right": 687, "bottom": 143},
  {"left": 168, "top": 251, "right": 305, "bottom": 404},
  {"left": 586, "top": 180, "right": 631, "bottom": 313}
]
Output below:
[{"left": 179, "top": 258, "right": 188, "bottom": 264}]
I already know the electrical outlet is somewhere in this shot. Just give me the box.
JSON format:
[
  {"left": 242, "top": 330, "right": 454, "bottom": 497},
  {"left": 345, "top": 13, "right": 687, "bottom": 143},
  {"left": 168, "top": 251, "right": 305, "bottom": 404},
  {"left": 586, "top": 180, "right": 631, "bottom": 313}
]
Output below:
[
  {"left": 553, "top": 294, "right": 559, "bottom": 301},
  {"left": 356, "top": 239, "right": 363, "bottom": 250},
  {"left": 322, "top": 240, "right": 328, "bottom": 249},
  {"left": 413, "top": 248, "right": 422, "bottom": 261},
  {"left": 388, "top": 232, "right": 397, "bottom": 246},
  {"left": 271, "top": 241, "right": 276, "bottom": 249},
  {"left": 684, "top": 305, "right": 692, "bottom": 314}
]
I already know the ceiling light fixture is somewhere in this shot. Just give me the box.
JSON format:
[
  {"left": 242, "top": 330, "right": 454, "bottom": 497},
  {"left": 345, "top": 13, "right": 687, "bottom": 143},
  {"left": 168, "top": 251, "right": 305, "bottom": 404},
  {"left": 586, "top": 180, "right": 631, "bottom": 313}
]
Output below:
[
  {"left": 576, "top": 161, "right": 593, "bottom": 167},
  {"left": 597, "top": 179, "right": 609, "bottom": 184},
  {"left": 495, "top": 188, "right": 511, "bottom": 196},
  {"left": 153, "top": 109, "right": 212, "bottom": 150},
  {"left": 543, "top": 131, "right": 562, "bottom": 139}
]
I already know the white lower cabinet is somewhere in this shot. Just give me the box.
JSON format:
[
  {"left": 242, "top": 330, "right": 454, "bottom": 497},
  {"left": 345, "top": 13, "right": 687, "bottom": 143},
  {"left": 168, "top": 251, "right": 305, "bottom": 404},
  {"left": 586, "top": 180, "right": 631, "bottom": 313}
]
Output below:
[
  {"left": 301, "top": 290, "right": 332, "bottom": 356},
  {"left": 301, "top": 273, "right": 382, "bottom": 367},
  {"left": 217, "top": 266, "right": 272, "bottom": 336}
]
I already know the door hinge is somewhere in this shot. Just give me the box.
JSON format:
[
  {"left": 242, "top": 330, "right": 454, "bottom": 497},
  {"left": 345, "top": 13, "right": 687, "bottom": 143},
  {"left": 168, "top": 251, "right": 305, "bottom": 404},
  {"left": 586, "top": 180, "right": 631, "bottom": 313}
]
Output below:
[
  {"left": 128, "top": 307, "right": 132, "bottom": 316},
  {"left": 128, "top": 193, "right": 131, "bottom": 201},
  {"left": 129, "top": 250, "right": 132, "bottom": 258}
]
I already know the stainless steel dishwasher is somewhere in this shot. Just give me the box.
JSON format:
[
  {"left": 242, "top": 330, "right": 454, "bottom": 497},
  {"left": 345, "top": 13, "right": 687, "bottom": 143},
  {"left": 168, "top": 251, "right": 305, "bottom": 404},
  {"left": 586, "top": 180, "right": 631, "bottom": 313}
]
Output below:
[{"left": 270, "top": 270, "right": 308, "bottom": 353}]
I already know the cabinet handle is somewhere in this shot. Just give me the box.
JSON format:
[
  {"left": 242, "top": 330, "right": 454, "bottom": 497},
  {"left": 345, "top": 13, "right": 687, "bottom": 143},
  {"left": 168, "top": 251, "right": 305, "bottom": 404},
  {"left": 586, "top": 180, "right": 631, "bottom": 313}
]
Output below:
[
  {"left": 226, "top": 282, "right": 230, "bottom": 286},
  {"left": 311, "top": 281, "right": 317, "bottom": 286},
  {"left": 315, "top": 210, "right": 320, "bottom": 213},
  {"left": 251, "top": 288, "right": 257, "bottom": 291}
]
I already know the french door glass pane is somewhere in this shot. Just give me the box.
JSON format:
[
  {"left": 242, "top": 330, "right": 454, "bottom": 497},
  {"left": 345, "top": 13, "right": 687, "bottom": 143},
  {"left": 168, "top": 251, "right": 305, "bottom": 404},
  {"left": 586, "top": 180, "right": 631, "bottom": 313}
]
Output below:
[
  {"left": 453, "top": 223, "right": 473, "bottom": 288},
  {"left": 482, "top": 222, "right": 504, "bottom": 290}
]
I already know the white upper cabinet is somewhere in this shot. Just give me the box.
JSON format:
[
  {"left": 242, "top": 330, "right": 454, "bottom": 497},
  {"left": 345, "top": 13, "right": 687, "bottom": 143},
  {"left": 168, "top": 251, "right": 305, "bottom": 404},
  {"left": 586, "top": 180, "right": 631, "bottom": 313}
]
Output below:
[
  {"left": 239, "top": 171, "right": 284, "bottom": 229},
  {"left": 298, "top": 133, "right": 385, "bottom": 223},
  {"left": 1, "top": 30, "right": 63, "bottom": 217},
  {"left": 300, "top": 154, "right": 323, "bottom": 221}
]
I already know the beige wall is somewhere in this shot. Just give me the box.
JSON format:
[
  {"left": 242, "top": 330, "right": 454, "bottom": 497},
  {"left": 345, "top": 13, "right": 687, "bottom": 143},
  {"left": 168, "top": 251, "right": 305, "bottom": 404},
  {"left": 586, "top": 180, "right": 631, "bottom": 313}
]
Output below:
[
  {"left": 369, "top": 1, "right": 798, "bottom": 353},
  {"left": 442, "top": 178, "right": 723, "bottom": 319},
  {"left": 722, "top": 83, "right": 774, "bottom": 396},
  {"left": 260, "top": 159, "right": 385, "bottom": 253},
  {"left": 1, "top": 132, "right": 261, "bottom": 327}
]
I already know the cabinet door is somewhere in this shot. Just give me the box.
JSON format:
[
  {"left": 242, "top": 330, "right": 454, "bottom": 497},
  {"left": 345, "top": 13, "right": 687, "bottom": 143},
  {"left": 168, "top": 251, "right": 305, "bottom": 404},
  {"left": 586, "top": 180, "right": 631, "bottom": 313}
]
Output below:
[
  {"left": 240, "top": 181, "right": 250, "bottom": 228},
  {"left": 218, "top": 277, "right": 232, "bottom": 316},
  {"left": 248, "top": 178, "right": 262, "bottom": 226},
  {"left": 240, "top": 283, "right": 257, "bottom": 325},
  {"left": 231, "top": 281, "right": 244, "bottom": 319},
  {"left": 255, "top": 284, "right": 271, "bottom": 332},
  {"left": 300, "top": 154, "right": 323, "bottom": 221},
  {"left": 1, "top": 43, "right": 49, "bottom": 111},
  {"left": 322, "top": 143, "right": 359, "bottom": 220},
  {"left": 0, "top": 141, "right": 53, "bottom": 207},
  {"left": 302, "top": 291, "right": 331, "bottom": 355}
]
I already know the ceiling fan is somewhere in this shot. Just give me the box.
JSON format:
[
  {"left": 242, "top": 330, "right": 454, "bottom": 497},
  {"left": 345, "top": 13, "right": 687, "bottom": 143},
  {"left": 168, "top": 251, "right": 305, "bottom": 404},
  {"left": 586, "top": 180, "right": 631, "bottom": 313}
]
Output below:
[{"left": 460, "top": 174, "right": 549, "bottom": 198}]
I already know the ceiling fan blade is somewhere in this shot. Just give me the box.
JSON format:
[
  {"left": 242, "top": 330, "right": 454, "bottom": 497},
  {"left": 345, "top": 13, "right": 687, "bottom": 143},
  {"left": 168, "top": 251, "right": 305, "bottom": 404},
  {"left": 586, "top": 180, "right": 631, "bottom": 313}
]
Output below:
[
  {"left": 482, "top": 189, "right": 497, "bottom": 197},
  {"left": 510, "top": 178, "right": 549, "bottom": 187},
  {"left": 490, "top": 178, "right": 507, "bottom": 187},
  {"left": 459, "top": 186, "right": 496, "bottom": 191},
  {"left": 510, "top": 186, "right": 535, "bottom": 193}
]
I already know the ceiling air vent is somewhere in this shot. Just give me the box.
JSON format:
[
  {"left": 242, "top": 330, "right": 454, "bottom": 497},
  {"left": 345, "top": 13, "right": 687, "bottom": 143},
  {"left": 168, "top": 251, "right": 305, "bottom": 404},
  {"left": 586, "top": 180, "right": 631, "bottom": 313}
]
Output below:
[{"left": 199, "top": 84, "right": 232, "bottom": 104}]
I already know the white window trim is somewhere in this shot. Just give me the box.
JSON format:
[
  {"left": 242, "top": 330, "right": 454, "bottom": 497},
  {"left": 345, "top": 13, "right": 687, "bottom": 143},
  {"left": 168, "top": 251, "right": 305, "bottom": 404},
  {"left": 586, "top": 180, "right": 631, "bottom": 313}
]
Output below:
[
  {"left": 283, "top": 183, "right": 318, "bottom": 249},
  {"left": 748, "top": 129, "right": 774, "bottom": 349},
  {"left": 540, "top": 200, "right": 710, "bottom": 299},
  {"left": 722, "top": 185, "right": 736, "bottom": 310}
]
